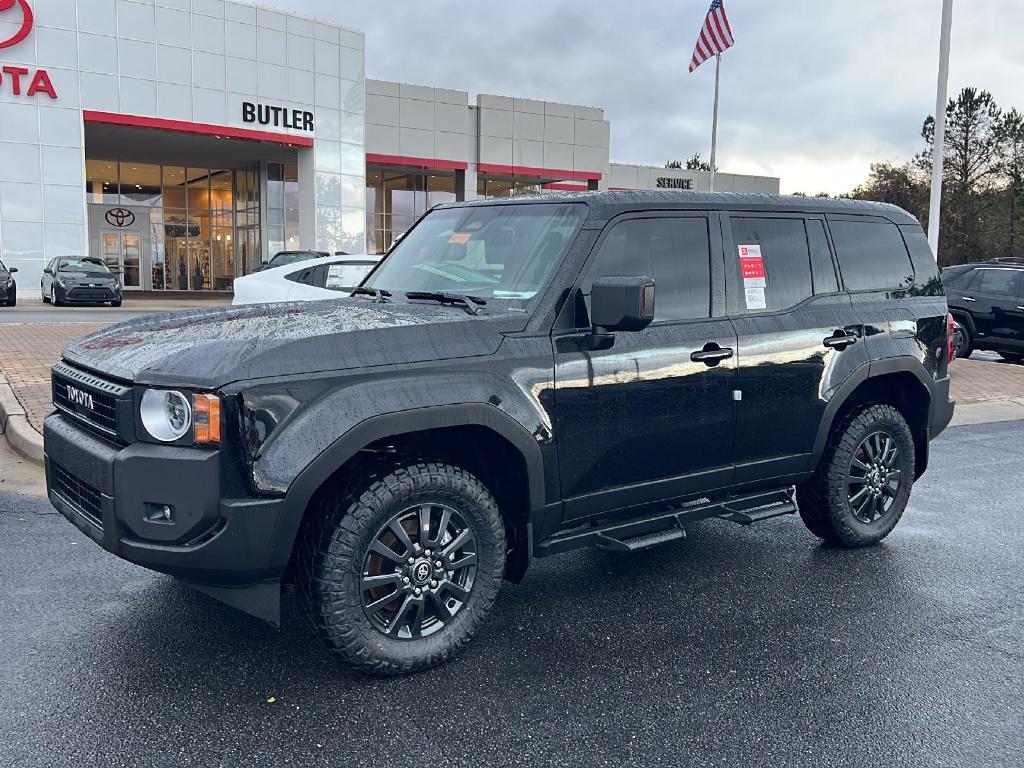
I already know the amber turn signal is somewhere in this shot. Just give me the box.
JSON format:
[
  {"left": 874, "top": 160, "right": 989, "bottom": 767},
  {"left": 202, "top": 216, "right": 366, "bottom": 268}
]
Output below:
[{"left": 193, "top": 393, "right": 221, "bottom": 445}]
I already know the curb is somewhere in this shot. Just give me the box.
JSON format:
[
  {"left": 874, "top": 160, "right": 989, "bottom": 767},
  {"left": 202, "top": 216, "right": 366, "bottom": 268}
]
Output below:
[{"left": 0, "top": 375, "right": 44, "bottom": 466}]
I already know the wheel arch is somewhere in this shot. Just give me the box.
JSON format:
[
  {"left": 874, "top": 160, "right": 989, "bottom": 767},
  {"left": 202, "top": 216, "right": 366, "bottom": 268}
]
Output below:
[
  {"left": 813, "top": 360, "right": 934, "bottom": 479},
  {"left": 269, "top": 404, "right": 546, "bottom": 582}
]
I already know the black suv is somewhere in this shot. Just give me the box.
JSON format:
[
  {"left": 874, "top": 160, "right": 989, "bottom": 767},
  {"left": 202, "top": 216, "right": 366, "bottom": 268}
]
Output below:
[
  {"left": 942, "top": 259, "right": 1024, "bottom": 361},
  {"left": 44, "top": 192, "right": 955, "bottom": 675},
  {"left": 0, "top": 257, "right": 16, "bottom": 306}
]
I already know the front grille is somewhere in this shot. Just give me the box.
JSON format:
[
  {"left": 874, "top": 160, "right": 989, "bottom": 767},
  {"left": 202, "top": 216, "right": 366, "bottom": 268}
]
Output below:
[
  {"left": 67, "top": 287, "right": 114, "bottom": 301},
  {"left": 51, "top": 462, "right": 104, "bottom": 529},
  {"left": 52, "top": 361, "right": 129, "bottom": 437}
]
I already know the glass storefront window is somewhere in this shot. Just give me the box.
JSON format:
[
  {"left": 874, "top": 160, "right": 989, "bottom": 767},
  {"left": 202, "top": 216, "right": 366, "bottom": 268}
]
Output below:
[
  {"left": 86, "top": 158, "right": 273, "bottom": 290},
  {"left": 477, "top": 176, "right": 543, "bottom": 198},
  {"left": 119, "top": 163, "right": 162, "bottom": 206},
  {"left": 86, "top": 160, "right": 119, "bottom": 204},
  {"left": 364, "top": 167, "right": 457, "bottom": 255}
]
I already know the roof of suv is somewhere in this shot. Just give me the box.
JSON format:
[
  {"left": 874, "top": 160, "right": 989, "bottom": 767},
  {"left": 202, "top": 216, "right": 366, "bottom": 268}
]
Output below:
[{"left": 439, "top": 190, "right": 919, "bottom": 226}]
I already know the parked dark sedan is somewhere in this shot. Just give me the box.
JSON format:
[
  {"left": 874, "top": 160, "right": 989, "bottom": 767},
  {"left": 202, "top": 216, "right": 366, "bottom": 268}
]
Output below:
[
  {"left": 41, "top": 256, "right": 123, "bottom": 307},
  {"left": 0, "top": 257, "right": 16, "bottom": 307},
  {"left": 942, "top": 259, "right": 1024, "bottom": 361}
]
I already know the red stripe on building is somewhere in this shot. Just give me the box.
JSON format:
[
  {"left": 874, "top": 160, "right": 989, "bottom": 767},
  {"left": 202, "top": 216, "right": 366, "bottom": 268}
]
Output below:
[
  {"left": 82, "top": 110, "right": 315, "bottom": 147},
  {"left": 366, "top": 153, "right": 468, "bottom": 171},
  {"left": 477, "top": 163, "right": 602, "bottom": 182},
  {"left": 542, "top": 182, "right": 589, "bottom": 191}
]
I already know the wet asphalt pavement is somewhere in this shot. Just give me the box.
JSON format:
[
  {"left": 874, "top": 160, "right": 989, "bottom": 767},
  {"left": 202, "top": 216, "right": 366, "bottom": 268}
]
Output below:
[{"left": 1, "top": 421, "right": 1022, "bottom": 768}]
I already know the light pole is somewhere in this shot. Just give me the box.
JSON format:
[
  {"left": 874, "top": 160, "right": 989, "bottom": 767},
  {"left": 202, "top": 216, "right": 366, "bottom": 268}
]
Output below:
[{"left": 927, "top": 0, "right": 954, "bottom": 260}]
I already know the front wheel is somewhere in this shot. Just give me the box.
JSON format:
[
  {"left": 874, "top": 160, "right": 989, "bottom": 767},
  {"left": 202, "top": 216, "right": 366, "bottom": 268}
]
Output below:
[
  {"left": 110, "top": 299, "right": 122, "bottom": 307},
  {"left": 296, "top": 460, "right": 506, "bottom": 675},
  {"left": 4, "top": 289, "right": 14, "bottom": 307},
  {"left": 51, "top": 286, "right": 62, "bottom": 307},
  {"left": 797, "top": 404, "right": 916, "bottom": 547},
  {"left": 997, "top": 351, "right": 1024, "bottom": 363}
]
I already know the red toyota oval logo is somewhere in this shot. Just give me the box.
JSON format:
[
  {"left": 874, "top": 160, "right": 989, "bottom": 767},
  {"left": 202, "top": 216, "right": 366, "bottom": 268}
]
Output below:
[{"left": 0, "top": 0, "right": 33, "bottom": 50}]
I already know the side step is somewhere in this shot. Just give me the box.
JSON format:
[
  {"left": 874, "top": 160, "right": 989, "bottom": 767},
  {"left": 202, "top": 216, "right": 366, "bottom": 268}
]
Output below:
[
  {"left": 535, "top": 486, "right": 796, "bottom": 557},
  {"left": 596, "top": 526, "right": 686, "bottom": 552}
]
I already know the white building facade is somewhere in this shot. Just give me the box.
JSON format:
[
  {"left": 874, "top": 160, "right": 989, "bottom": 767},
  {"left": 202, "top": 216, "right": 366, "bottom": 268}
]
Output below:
[
  {"left": 0, "top": 0, "right": 778, "bottom": 291},
  {"left": 0, "top": 0, "right": 364, "bottom": 291}
]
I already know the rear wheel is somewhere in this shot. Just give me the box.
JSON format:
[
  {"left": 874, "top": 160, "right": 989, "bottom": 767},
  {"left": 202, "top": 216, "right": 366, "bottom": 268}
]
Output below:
[
  {"left": 797, "top": 404, "right": 916, "bottom": 547},
  {"left": 952, "top": 321, "right": 972, "bottom": 358},
  {"left": 997, "top": 351, "right": 1024, "bottom": 363},
  {"left": 296, "top": 459, "right": 506, "bottom": 675}
]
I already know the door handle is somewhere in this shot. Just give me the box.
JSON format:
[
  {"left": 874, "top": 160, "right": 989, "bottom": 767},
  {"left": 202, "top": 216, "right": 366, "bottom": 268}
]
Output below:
[
  {"left": 962, "top": 296, "right": 976, "bottom": 303},
  {"left": 823, "top": 330, "right": 858, "bottom": 349},
  {"left": 690, "top": 343, "right": 734, "bottom": 365}
]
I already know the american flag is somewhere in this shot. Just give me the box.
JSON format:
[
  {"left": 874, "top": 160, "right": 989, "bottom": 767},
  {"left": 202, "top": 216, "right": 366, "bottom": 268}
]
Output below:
[{"left": 689, "top": 0, "right": 735, "bottom": 73}]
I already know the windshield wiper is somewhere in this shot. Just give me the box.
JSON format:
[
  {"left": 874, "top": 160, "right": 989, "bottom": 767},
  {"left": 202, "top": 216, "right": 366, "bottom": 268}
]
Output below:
[
  {"left": 349, "top": 287, "right": 392, "bottom": 302},
  {"left": 403, "top": 291, "right": 488, "bottom": 315}
]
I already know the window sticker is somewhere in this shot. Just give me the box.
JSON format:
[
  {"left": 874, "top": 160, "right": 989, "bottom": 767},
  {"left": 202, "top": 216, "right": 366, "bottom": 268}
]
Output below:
[
  {"left": 448, "top": 232, "right": 471, "bottom": 244},
  {"left": 739, "top": 244, "right": 767, "bottom": 310}
]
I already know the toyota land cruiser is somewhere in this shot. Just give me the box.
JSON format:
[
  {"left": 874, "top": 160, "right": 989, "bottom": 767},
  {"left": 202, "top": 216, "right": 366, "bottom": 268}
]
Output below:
[{"left": 44, "top": 192, "right": 955, "bottom": 675}]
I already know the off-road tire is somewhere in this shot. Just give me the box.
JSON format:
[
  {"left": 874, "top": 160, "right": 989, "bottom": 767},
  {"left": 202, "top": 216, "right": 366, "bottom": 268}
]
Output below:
[
  {"left": 296, "top": 459, "right": 506, "bottom": 675},
  {"left": 796, "top": 404, "right": 915, "bottom": 547}
]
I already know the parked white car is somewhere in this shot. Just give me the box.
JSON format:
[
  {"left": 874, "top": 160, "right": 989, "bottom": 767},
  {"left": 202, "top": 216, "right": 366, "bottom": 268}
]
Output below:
[{"left": 232, "top": 255, "right": 378, "bottom": 305}]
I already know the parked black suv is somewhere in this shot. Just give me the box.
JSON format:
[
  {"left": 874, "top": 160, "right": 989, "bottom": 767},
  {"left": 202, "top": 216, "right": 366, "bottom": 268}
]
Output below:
[
  {"left": 0, "top": 257, "right": 16, "bottom": 306},
  {"left": 44, "top": 192, "right": 955, "bottom": 675},
  {"left": 942, "top": 259, "right": 1024, "bottom": 361}
]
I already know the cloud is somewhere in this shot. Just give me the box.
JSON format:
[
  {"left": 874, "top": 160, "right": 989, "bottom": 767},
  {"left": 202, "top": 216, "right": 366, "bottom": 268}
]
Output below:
[{"left": 258, "top": 0, "right": 1023, "bottom": 194}]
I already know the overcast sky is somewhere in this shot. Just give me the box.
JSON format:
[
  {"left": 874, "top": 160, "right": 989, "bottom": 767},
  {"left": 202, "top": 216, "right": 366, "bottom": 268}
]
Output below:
[{"left": 258, "top": 0, "right": 1023, "bottom": 195}]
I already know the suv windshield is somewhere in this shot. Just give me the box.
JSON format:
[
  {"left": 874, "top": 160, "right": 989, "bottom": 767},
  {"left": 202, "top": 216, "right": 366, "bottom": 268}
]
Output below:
[
  {"left": 59, "top": 258, "right": 110, "bottom": 273},
  {"left": 363, "top": 203, "right": 587, "bottom": 303}
]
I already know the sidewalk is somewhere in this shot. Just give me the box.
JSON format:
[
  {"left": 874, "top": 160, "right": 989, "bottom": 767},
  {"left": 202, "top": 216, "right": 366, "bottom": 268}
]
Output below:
[{"left": 1, "top": 311, "right": 1023, "bottom": 463}]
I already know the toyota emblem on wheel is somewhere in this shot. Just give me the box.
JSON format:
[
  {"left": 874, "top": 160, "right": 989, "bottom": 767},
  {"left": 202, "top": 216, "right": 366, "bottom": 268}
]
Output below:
[
  {"left": 0, "top": 0, "right": 33, "bottom": 49},
  {"left": 105, "top": 208, "right": 135, "bottom": 228}
]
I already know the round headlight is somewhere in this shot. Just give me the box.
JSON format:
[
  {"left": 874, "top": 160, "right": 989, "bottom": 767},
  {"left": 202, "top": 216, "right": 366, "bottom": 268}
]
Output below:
[{"left": 140, "top": 389, "right": 192, "bottom": 442}]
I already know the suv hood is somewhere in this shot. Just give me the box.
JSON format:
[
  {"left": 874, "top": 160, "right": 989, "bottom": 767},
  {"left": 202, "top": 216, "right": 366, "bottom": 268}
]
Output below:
[{"left": 63, "top": 298, "right": 526, "bottom": 387}]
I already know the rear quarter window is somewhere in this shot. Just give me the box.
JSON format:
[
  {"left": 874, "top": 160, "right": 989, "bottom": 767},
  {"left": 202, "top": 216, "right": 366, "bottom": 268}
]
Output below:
[{"left": 829, "top": 218, "right": 915, "bottom": 291}]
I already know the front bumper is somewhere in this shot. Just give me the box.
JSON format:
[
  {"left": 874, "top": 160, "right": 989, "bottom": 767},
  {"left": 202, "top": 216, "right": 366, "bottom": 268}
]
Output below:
[
  {"left": 56, "top": 284, "right": 121, "bottom": 303},
  {"left": 44, "top": 412, "right": 285, "bottom": 622}
]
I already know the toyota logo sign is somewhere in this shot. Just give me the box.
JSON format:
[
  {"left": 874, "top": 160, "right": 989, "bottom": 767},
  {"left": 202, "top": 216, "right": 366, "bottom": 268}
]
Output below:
[
  {"left": 105, "top": 208, "right": 136, "bottom": 228},
  {"left": 0, "top": 0, "right": 33, "bottom": 49}
]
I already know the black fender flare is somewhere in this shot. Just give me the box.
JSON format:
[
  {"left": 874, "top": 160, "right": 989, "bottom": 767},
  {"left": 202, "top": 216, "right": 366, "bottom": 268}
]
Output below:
[
  {"left": 811, "top": 357, "right": 934, "bottom": 468},
  {"left": 264, "top": 403, "right": 547, "bottom": 573}
]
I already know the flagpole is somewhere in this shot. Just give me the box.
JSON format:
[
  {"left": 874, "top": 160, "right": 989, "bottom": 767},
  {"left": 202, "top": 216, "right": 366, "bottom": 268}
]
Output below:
[
  {"left": 709, "top": 53, "right": 721, "bottom": 192},
  {"left": 927, "top": 0, "right": 954, "bottom": 260}
]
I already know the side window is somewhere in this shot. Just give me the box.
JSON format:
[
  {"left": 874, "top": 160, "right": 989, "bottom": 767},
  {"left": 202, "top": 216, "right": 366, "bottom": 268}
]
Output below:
[
  {"left": 806, "top": 219, "right": 839, "bottom": 294},
  {"left": 975, "top": 268, "right": 1020, "bottom": 295},
  {"left": 730, "top": 217, "right": 813, "bottom": 312},
  {"left": 828, "top": 219, "right": 915, "bottom": 291},
  {"left": 285, "top": 267, "right": 317, "bottom": 286},
  {"left": 581, "top": 217, "right": 711, "bottom": 324}
]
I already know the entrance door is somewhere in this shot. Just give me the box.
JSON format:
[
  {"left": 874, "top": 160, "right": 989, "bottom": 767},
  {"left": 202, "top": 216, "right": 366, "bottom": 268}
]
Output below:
[{"left": 100, "top": 231, "right": 142, "bottom": 289}]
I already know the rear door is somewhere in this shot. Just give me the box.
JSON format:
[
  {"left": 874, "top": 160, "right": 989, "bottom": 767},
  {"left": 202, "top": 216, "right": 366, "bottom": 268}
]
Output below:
[
  {"left": 724, "top": 213, "right": 868, "bottom": 484},
  {"left": 962, "top": 267, "right": 1024, "bottom": 351}
]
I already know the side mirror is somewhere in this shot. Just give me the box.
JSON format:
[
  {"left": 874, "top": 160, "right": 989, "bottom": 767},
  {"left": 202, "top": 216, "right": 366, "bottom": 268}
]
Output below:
[
  {"left": 9, "top": 267, "right": 17, "bottom": 273},
  {"left": 43, "top": 268, "right": 52, "bottom": 275},
  {"left": 588, "top": 276, "right": 655, "bottom": 350}
]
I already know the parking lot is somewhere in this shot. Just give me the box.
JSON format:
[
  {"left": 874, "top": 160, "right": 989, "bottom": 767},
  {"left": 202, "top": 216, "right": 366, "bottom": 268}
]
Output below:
[{"left": 1, "top": 419, "right": 1021, "bottom": 768}]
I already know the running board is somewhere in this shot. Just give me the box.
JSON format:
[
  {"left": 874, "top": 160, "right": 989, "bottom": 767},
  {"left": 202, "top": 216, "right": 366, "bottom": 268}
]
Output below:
[{"left": 535, "top": 487, "right": 796, "bottom": 557}]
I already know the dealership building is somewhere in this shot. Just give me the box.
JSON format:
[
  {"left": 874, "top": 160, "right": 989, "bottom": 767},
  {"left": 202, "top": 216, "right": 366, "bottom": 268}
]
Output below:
[{"left": 0, "top": 0, "right": 779, "bottom": 294}]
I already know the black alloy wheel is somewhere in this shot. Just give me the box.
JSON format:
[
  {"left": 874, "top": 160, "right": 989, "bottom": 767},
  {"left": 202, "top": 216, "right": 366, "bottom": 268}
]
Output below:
[
  {"left": 846, "top": 431, "right": 902, "bottom": 524},
  {"left": 361, "top": 503, "right": 479, "bottom": 639}
]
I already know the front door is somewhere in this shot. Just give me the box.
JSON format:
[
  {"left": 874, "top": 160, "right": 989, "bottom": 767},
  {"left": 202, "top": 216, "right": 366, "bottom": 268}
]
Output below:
[
  {"left": 100, "top": 231, "right": 142, "bottom": 289},
  {"left": 553, "top": 212, "right": 737, "bottom": 522},
  {"left": 962, "top": 267, "right": 1024, "bottom": 351}
]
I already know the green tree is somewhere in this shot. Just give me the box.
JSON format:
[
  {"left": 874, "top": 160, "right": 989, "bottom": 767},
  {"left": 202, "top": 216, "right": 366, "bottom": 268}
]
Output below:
[
  {"left": 850, "top": 163, "right": 929, "bottom": 220},
  {"left": 665, "top": 153, "right": 716, "bottom": 172},
  {"left": 1000, "top": 109, "right": 1024, "bottom": 257}
]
